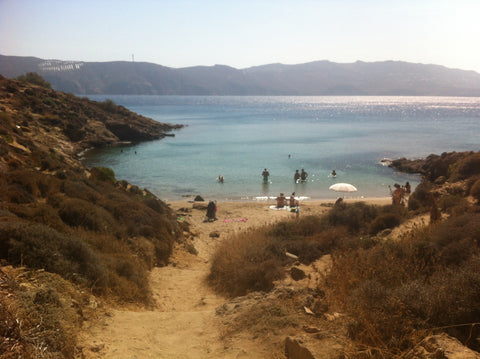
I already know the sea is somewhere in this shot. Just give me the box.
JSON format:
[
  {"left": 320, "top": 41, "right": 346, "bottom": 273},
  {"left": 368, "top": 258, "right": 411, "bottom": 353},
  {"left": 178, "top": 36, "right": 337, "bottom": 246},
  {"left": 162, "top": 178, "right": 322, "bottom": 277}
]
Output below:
[{"left": 81, "top": 96, "right": 480, "bottom": 201}]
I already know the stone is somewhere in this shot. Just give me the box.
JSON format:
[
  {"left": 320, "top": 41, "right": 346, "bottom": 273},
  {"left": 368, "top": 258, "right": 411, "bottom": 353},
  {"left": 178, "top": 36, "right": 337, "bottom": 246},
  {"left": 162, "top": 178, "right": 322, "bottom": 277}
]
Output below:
[
  {"left": 290, "top": 267, "right": 306, "bottom": 281},
  {"left": 209, "top": 231, "right": 220, "bottom": 238},
  {"left": 285, "top": 337, "right": 316, "bottom": 359}
]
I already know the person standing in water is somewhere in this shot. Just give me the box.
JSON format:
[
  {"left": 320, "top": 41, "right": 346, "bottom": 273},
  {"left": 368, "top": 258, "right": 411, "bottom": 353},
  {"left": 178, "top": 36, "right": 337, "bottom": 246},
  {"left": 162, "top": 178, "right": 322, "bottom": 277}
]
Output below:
[
  {"left": 294, "top": 170, "right": 300, "bottom": 182},
  {"left": 262, "top": 168, "right": 270, "bottom": 183},
  {"left": 300, "top": 169, "right": 308, "bottom": 181}
]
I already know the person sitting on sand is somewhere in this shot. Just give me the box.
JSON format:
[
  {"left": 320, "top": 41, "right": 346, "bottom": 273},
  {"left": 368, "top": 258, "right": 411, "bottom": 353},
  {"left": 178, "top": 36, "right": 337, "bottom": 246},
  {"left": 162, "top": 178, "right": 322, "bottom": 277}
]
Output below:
[
  {"left": 294, "top": 170, "right": 300, "bottom": 182},
  {"left": 276, "top": 193, "right": 286, "bottom": 208},
  {"left": 300, "top": 169, "right": 308, "bottom": 181},
  {"left": 262, "top": 168, "right": 270, "bottom": 183},
  {"left": 205, "top": 200, "right": 217, "bottom": 222},
  {"left": 289, "top": 192, "right": 296, "bottom": 207}
]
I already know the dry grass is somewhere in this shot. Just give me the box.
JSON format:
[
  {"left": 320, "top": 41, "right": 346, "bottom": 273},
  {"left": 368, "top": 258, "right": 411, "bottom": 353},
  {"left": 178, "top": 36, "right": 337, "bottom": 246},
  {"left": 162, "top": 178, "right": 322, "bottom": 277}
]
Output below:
[
  {"left": 325, "top": 211, "right": 480, "bottom": 355},
  {"left": 208, "top": 229, "right": 285, "bottom": 297}
]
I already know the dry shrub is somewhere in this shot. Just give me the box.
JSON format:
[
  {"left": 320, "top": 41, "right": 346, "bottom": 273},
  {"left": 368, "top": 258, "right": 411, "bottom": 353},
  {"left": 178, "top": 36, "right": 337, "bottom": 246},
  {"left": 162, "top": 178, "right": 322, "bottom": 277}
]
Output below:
[
  {"left": 432, "top": 212, "right": 480, "bottom": 266},
  {"left": 267, "top": 215, "right": 326, "bottom": 240},
  {"left": 325, "top": 210, "right": 480, "bottom": 353},
  {"left": 470, "top": 178, "right": 480, "bottom": 203},
  {"left": 276, "top": 226, "right": 351, "bottom": 264},
  {"left": 1, "top": 222, "right": 153, "bottom": 303},
  {"left": 9, "top": 269, "right": 90, "bottom": 358},
  {"left": 208, "top": 229, "right": 284, "bottom": 297},
  {"left": 58, "top": 197, "right": 117, "bottom": 233},
  {"left": 439, "top": 194, "right": 470, "bottom": 214},
  {"left": 0, "top": 287, "right": 27, "bottom": 358},
  {"left": 450, "top": 152, "right": 480, "bottom": 181},
  {"left": 62, "top": 179, "right": 101, "bottom": 203},
  {"left": 230, "top": 301, "right": 299, "bottom": 337},
  {"left": 2, "top": 222, "right": 106, "bottom": 286},
  {"left": 409, "top": 182, "right": 434, "bottom": 210},
  {"left": 368, "top": 212, "right": 402, "bottom": 235},
  {"left": 5, "top": 184, "right": 35, "bottom": 204},
  {"left": 327, "top": 202, "right": 379, "bottom": 233}
]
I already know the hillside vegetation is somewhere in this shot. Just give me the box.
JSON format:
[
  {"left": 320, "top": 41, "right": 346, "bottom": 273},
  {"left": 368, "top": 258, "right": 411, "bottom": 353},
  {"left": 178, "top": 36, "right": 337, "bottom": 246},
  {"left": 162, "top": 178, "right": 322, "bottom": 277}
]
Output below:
[{"left": 0, "top": 75, "right": 185, "bottom": 357}]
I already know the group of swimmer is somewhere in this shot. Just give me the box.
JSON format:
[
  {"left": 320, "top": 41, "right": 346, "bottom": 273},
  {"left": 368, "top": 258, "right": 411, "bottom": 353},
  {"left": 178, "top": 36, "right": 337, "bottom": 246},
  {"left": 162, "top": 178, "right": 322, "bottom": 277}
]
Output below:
[
  {"left": 218, "top": 168, "right": 337, "bottom": 184},
  {"left": 262, "top": 168, "right": 337, "bottom": 183},
  {"left": 293, "top": 169, "right": 308, "bottom": 182}
]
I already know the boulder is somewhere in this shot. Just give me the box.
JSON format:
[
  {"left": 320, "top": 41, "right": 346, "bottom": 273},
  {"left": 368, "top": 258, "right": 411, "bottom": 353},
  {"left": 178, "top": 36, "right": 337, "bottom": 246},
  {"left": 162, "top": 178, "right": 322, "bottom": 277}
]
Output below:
[
  {"left": 285, "top": 337, "right": 316, "bottom": 359},
  {"left": 290, "top": 267, "right": 306, "bottom": 281}
]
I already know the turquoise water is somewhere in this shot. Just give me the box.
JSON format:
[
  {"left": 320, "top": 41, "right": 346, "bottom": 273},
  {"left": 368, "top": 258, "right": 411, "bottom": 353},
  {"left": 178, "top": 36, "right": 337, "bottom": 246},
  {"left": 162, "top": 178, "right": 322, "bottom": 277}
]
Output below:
[{"left": 82, "top": 96, "right": 480, "bottom": 201}]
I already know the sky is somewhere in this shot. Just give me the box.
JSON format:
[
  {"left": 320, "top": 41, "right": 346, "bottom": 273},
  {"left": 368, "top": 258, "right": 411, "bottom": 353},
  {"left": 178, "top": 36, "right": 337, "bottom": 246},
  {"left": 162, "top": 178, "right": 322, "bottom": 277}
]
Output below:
[{"left": 1, "top": 0, "right": 480, "bottom": 73}]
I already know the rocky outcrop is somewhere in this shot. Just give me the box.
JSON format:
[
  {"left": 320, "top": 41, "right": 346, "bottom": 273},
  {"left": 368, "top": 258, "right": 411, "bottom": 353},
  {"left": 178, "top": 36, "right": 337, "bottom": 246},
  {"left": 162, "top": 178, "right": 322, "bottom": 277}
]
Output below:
[
  {"left": 0, "top": 75, "right": 183, "bottom": 153},
  {"left": 390, "top": 151, "right": 480, "bottom": 182}
]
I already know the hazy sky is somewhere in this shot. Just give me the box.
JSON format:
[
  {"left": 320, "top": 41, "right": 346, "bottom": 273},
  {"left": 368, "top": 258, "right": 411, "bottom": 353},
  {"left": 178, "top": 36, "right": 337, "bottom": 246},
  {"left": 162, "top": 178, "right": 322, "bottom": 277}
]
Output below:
[{"left": 1, "top": 0, "right": 480, "bottom": 73}]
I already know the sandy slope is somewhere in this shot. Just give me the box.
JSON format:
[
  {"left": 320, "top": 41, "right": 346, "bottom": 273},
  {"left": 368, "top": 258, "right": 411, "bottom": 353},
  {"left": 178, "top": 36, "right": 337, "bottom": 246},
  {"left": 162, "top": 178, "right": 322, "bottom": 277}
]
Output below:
[{"left": 79, "top": 198, "right": 390, "bottom": 359}]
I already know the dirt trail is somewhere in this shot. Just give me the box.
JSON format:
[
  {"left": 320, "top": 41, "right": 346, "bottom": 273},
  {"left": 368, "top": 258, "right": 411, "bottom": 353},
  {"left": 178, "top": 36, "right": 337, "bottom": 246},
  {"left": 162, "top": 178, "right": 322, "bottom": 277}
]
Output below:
[
  {"left": 80, "top": 200, "right": 319, "bottom": 359},
  {"left": 79, "top": 199, "right": 388, "bottom": 358}
]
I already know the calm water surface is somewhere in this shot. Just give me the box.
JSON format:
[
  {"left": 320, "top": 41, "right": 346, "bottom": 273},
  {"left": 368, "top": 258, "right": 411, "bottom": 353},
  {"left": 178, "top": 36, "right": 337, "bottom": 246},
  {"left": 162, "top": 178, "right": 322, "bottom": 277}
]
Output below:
[{"left": 82, "top": 96, "right": 480, "bottom": 201}]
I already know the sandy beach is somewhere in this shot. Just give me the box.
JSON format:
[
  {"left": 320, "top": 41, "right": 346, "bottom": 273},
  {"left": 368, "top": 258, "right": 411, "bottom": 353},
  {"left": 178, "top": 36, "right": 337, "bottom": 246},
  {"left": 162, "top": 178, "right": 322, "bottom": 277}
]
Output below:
[{"left": 168, "top": 196, "right": 392, "bottom": 231}]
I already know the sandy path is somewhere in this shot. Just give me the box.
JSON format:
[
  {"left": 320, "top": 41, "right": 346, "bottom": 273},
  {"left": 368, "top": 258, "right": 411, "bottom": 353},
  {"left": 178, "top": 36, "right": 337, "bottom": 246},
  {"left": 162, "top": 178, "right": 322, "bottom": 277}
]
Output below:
[{"left": 79, "top": 198, "right": 390, "bottom": 358}]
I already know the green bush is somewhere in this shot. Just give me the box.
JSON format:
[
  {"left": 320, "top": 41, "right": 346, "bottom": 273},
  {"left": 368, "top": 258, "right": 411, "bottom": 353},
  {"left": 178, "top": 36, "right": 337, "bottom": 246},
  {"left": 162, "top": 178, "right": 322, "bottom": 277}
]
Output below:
[
  {"left": 16, "top": 72, "right": 52, "bottom": 89},
  {"left": 90, "top": 166, "right": 116, "bottom": 183},
  {"left": 99, "top": 99, "right": 119, "bottom": 113}
]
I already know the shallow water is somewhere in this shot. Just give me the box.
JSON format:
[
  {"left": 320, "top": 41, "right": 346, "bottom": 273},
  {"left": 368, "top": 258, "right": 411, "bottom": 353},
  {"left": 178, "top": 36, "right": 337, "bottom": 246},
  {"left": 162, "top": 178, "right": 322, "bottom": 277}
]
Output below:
[{"left": 82, "top": 96, "right": 480, "bottom": 201}]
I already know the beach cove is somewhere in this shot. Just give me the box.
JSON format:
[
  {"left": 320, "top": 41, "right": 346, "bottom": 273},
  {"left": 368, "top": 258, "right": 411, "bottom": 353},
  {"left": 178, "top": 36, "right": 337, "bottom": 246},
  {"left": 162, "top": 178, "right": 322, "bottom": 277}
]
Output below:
[{"left": 82, "top": 95, "right": 480, "bottom": 201}]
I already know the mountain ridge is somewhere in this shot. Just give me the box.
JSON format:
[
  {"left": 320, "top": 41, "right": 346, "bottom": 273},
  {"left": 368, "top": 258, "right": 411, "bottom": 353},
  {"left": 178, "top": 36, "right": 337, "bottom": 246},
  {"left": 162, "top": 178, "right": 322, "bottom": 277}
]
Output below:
[{"left": 2, "top": 54, "right": 480, "bottom": 96}]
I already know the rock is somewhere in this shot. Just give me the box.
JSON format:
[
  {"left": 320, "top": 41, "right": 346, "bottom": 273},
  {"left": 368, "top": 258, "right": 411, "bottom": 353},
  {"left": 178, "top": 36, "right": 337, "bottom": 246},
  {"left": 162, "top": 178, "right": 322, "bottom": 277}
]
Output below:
[
  {"left": 209, "top": 231, "right": 220, "bottom": 238},
  {"left": 303, "top": 326, "right": 320, "bottom": 334},
  {"left": 412, "top": 333, "right": 480, "bottom": 359},
  {"left": 303, "top": 306, "right": 314, "bottom": 315},
  {"left": 290, "top": 267, "right": 306, "bottom": 281},
  {"left": 192, "top": 203, "right": 208, "bottom": 210},
  {"left": 286, "top": 251, "right": 299, "bottom": 260},
  {"left": 312, "top": 300, "right": 328, "bottom": 315},
  {"left": 285, "top": 337, "right": 316, "bottom": 359},
  {"left": 435, "top": 176, "right": 447, "bottom": 185},
  {"left": 184, "top": 241, "right": 198, "bottom": 255}
]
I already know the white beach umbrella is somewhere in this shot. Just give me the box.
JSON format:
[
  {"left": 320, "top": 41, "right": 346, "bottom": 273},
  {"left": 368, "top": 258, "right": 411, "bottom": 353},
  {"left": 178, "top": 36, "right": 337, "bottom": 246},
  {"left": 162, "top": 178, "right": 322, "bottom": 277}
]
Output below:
[{"left": 329, "top": 183, "right": 358, "bottom": 194}]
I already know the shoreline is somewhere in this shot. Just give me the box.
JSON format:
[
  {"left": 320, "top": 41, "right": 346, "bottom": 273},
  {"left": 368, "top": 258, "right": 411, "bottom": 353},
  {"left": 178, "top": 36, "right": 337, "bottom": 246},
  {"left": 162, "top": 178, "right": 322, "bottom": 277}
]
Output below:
[{"left": 166, "top": 195, "right": 392, "bottom": 205}]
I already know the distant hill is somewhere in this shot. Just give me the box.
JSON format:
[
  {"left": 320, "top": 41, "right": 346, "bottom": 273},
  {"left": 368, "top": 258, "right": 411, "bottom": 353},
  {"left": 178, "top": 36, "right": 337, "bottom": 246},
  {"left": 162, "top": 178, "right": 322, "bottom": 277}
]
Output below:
[{"left": 2, "top": 54, "right": 480, "bottom": 96}]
